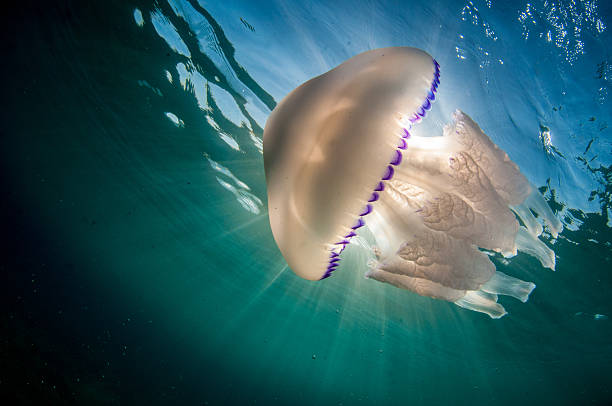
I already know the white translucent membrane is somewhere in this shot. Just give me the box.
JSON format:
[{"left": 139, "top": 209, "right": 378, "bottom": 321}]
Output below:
[
  {"left": 264, "top": 47, "right": 435, "bottom": 281},
  {"left": 365, "top": 111, "right": 561, "bottom": 318}
]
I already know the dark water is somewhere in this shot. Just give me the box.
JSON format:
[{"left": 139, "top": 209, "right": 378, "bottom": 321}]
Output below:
[{"left": 1, "top": 0, "right": 611, "bottom": 405}]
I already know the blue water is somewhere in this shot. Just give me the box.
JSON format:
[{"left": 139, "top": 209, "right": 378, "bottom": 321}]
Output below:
[{"left": 1, "top": 0, "right": 611, "bottom": 404}]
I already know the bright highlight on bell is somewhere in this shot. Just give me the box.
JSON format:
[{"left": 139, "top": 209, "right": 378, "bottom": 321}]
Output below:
[{"left": 263, "top": 47, "right": 562, "bottom": 318}]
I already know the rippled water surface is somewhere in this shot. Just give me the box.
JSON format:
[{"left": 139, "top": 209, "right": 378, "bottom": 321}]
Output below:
[{"left": 1, "top": 0, "right": 611, "bottom": 404}]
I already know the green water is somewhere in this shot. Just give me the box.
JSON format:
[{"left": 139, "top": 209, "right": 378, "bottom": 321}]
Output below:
[{"left": 1, "top": 0, "right": 611, "bottom": 405}]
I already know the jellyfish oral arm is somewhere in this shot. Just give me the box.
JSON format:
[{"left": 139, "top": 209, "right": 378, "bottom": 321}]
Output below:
[{"left": 363, "top": 111, "right": 559, "bottom": 318}]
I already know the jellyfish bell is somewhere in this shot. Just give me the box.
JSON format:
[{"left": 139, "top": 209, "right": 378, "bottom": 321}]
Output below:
[{"left": 263, "top": 47, "right": 561, "bottom": 318}]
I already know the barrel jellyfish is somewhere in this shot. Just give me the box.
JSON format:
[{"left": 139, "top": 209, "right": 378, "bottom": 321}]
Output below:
[{"left": 263, "top": 47, "right": 561, "bottom": 318}]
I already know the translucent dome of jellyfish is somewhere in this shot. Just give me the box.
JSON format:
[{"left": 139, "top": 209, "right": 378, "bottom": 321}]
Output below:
[{"left": 263, "top": 47, "right": 562, "bottom": 318}]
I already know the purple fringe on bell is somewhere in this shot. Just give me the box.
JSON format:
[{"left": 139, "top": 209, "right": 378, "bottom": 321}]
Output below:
[{"left": 321, "top": 58, "right": 440, "bottom": 279}]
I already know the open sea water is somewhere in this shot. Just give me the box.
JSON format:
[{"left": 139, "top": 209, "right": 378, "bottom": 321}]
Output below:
[{"left": 1, "top": 0, "right": 611, "bottom": 404}]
